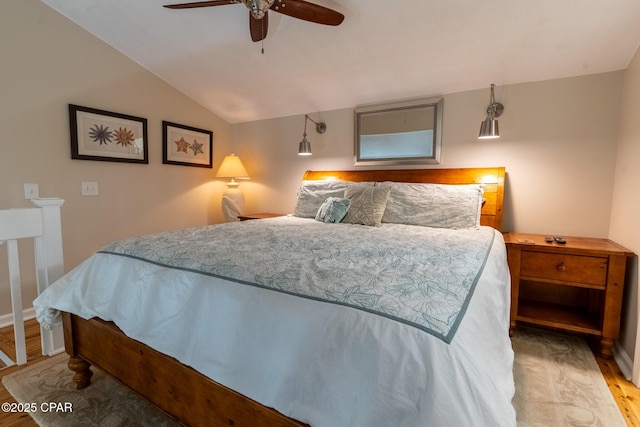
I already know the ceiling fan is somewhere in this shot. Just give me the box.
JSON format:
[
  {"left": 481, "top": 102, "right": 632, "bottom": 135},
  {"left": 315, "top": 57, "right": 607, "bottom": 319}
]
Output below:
[{"left": 164, "top": 0, "right": 345, "bottom": 42}]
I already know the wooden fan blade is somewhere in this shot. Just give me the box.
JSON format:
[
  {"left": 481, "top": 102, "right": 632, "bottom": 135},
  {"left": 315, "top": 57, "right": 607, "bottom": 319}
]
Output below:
[
  {"left": 270, "top": 0, "right": 344, "bottom": 26},
  {"left": 250, "top": 11, "right": 269, "bottom": 42},
  {"left": 164, "top": 1, "right": 238, "bottom": 9}
]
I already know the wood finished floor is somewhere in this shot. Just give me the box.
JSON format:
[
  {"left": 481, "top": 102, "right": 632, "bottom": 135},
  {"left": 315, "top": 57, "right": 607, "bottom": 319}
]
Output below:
[
  {"left": 0, "top": 319, "right": 639, "bottom": 426},
  {"left": 0, "top": 319, "right": 47, "bottom": 427}
]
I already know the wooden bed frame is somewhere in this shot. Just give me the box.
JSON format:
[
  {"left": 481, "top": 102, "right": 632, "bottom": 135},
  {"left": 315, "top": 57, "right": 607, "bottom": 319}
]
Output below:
[{"left": 62, "top": 167, "right": 506, "bottom": 427}]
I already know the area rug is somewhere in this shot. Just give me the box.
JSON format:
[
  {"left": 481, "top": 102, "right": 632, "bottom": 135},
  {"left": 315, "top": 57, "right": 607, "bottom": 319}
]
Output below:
[
  {"left": 2, "top": 327, "right": 627, "bottom": 426},
  {"left": 511, "top": 326, "right": 626, "bottom": 426},
  {"left": 2, "top": 353, "right": 180, "bottom": 426}
]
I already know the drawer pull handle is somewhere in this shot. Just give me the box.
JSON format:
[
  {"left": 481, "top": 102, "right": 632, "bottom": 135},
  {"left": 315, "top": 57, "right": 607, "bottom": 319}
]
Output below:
[{"left": 557, "top": 262, "right": 567, "bottom": 272}]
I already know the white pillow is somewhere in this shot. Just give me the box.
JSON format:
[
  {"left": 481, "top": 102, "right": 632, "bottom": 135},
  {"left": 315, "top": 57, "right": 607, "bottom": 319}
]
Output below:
[
  {"left": 294, "top": 180, "right": 373, "bottom": 218},
  {"left": 378, "top": 182, "right": 484, "bottom": 229}
]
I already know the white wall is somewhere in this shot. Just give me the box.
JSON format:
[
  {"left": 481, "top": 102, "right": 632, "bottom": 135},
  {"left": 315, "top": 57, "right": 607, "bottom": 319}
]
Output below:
[
  {"left": 610, "top": 46, "right": 640, "bottom": 375},
  {"left": 234, "top": 72, "right": 624, "bottom": 238},
  {"left": 0, "top": 0, "right": 232, "bottom": 316}
]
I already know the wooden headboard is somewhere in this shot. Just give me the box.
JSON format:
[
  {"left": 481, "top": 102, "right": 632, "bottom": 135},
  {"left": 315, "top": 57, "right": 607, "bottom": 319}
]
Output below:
[{"left": 302, "top": 167, "right": 506, "bottom": 231}]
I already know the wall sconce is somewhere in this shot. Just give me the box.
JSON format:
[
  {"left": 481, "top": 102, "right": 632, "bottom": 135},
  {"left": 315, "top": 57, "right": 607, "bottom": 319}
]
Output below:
[
  {"left": 298, "top": 114, "right": 327, "bottom": 155},
  {"left": 215, "top": 153, "right": 250, "bottom": 222},
  {"left": 478, "top": 83, "right": 504, "bottom": 139}
]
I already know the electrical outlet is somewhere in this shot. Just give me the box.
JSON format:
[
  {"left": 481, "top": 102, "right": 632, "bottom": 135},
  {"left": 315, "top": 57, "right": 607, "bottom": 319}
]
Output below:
[
  {"left": 81, "top": 181, "right": 99, "bottom": 196},
  {"left": 24, "top": 183, "right": 39, "bottom": 199}
]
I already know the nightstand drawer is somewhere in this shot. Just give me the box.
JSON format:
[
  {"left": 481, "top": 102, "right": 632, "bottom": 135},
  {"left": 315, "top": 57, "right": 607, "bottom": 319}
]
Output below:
[{"left": 520, "top": 251, "right": 607, "bottom": 286}]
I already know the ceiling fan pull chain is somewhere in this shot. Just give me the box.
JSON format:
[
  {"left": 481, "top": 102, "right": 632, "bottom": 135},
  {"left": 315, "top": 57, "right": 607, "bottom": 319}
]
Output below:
[{"left": 261, "top": 18, "right": 265, "bottom": 53}]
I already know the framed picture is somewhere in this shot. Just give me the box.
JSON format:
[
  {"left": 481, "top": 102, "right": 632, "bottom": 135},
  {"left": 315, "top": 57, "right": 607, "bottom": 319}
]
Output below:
[
  {"left": 162, "top": 121, "right": 213, "bottom": 168},
  {"left": 69, "top": 104, "right": 148, "bottom": 163}
]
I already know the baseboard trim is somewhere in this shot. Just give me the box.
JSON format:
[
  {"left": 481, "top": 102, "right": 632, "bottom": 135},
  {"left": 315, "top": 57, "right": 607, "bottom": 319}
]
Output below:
[
  {"left": 0, "top": 307, "right": 36, "bottom": 329},
  {"left": 614, "top": 341, "right": 634, "bottom": 381}
]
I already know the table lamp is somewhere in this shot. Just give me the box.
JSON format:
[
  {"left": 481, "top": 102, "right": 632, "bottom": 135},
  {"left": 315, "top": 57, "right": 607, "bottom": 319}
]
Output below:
[{"left": 215, "top": 154, "right": 250, "bottom": 221}]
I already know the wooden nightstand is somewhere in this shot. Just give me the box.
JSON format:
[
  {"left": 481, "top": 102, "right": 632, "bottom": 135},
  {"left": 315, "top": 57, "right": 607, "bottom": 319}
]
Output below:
[
  {"left": 238, "top": 213, "right": 285, "bottom": 221},
  {"left": 504, "top": 233, "right": 633, "bottom": 357}
]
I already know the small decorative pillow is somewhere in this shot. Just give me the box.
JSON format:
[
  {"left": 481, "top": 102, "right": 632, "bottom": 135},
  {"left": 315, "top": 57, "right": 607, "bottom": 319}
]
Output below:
[
  {"left": 315, "top": 197, "right": 351, "bottom": 224},
  {"left": 342, "top": 185, "right": 391, "bottom": 227}
]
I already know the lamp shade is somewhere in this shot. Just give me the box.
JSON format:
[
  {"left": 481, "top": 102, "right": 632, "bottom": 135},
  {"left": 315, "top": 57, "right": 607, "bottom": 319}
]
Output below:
[
  {"left": 215, "top": 154, "right": 250, "bottom": 179},
  {"left": 478, "top": 84, "right": 503, "bottom": 140},
  {"left": 478, "top": 118, "right": 500, "bottom": 139},
  {"left": 298, "top": 137, "right": 312, "bottom": 156}
]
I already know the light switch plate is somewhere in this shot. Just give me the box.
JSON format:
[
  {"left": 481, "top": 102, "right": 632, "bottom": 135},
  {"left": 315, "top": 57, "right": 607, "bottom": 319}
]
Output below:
[
  {"left": 24, "top": 183, "right": 39, "bottom": 199},
  {"left": 81, "top": 181, "right": 99, "bottom": 196}
]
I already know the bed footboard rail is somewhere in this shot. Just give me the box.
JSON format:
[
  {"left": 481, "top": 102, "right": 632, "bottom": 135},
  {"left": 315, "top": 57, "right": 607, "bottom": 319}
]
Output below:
[{"left": 62, "top": 312, "right": 310, "bottom": 427}]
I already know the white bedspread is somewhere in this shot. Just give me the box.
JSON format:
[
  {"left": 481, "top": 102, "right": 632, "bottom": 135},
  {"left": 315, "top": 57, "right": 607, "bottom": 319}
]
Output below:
[{"left": 34, "top": 217, "right": 516, "bottom": 427}]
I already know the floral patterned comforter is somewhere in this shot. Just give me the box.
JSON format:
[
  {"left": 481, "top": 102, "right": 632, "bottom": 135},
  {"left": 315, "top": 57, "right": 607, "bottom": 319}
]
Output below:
[{"left": 100, "top": 216, "right": 494, "bottom": 343}]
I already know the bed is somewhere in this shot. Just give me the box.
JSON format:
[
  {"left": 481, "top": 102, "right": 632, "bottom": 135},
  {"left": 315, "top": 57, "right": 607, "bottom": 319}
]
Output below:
[{"left": 33, "top": 167, "right": 515, "bottom": 427}]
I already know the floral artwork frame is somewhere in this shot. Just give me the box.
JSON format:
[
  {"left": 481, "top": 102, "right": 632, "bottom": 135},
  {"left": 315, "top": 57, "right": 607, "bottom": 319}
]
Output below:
[
  {"left": 69, "top": 104, "right": 148, "bottom": 164},
  {"left": 162, "top": 121, "right": 213, "bottom": 168}
]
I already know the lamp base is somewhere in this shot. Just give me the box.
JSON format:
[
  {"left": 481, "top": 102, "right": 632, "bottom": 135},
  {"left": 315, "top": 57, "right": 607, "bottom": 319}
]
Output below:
[{"left": 221, "top": 188, "right": 245, "bottom": 222}]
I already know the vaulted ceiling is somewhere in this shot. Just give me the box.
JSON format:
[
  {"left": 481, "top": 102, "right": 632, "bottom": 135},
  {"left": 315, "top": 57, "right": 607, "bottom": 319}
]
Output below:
[{"left": 41, "top": 0, "right": 640, "bottom": 124}]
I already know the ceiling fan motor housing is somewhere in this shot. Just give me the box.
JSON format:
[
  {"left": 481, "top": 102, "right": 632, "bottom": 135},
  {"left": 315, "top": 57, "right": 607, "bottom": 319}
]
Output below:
[{"left": 243, "top": 0, "right": 275, "bottom": 19}]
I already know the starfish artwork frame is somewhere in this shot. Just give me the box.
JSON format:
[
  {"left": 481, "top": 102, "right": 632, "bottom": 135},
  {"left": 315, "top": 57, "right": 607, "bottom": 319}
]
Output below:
[
  {"left": 162, "top": 121, "right": 213, "bottom": 168},
  {"left": 69, "top": 104, "right": 148, "bottom": 164}
]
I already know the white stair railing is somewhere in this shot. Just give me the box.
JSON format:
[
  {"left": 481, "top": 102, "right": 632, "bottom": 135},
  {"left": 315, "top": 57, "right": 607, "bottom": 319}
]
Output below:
[{"left": 0, "top": 198, "right": 64, "bottom": 365}]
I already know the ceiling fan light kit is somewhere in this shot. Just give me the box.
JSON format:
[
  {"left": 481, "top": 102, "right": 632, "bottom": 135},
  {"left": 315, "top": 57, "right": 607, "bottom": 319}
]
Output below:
[{"left": 164, "top": 0, "right": 344, "bottom": 43}]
